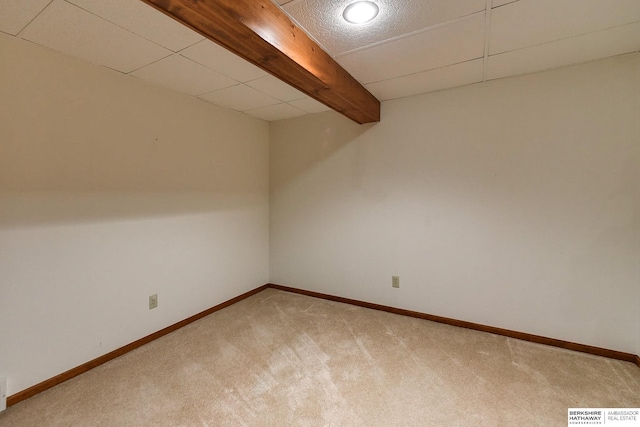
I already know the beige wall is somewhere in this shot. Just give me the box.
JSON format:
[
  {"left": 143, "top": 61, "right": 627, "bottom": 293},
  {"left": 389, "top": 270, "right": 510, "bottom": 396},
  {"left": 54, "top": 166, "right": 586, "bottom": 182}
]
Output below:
[
  {"left": 0, "top": 33, "right": 270, "bottom": 395},
  {"left": 270, "top": 54, "right": 640, "bottom": 355},
  {"left": 1, "top": 31, "right": 638, "bottom": 399}
]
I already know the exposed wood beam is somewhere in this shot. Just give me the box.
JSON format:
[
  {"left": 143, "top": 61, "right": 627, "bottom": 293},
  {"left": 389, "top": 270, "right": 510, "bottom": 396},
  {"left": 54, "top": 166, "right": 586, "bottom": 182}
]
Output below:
[{"left": 139, "top": 0, "right": 380, "bottom": 124}]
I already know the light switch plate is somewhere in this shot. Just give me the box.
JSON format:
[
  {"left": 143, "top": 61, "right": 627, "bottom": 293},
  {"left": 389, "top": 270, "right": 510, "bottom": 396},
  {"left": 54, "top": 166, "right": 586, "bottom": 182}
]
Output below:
[{"left": 0, "top": 377, "right": 7, "bottom": 411}]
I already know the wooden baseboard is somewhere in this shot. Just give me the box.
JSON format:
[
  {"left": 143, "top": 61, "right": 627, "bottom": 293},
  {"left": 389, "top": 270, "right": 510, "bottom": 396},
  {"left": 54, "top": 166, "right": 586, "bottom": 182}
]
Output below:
[
  {"left": 267, "top": 283, "right": 640, "bottom": 368},
  {"left": 7, "top": 282, "right": 639, "bottom": 407},
  {"left": 7, "top": 284, "right": 269, "bottom": 407}
]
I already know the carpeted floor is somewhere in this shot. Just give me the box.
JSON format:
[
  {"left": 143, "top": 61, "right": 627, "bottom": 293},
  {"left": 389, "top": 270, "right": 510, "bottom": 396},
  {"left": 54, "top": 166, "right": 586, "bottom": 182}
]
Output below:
[{"left": 1, "top": 288, "right": 639, "bottom": 426}]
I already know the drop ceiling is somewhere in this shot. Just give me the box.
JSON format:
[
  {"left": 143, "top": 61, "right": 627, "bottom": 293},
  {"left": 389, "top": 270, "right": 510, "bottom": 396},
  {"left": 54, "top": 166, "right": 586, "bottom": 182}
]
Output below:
[{"left": 2, "top": 0, "right": 639, "bottom": 121}]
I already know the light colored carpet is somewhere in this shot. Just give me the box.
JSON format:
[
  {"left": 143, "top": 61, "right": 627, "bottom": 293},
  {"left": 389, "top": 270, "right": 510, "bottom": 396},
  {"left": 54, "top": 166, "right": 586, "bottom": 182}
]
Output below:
[{"left": 1, "top": 288, "right": 639, "bottom": 426}]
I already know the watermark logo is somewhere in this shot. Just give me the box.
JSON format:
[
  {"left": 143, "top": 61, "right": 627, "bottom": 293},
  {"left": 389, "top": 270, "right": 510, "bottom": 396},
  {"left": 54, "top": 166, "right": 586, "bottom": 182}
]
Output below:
[{"left": 568, "top": 409, "right": 640, "bottom": 426}]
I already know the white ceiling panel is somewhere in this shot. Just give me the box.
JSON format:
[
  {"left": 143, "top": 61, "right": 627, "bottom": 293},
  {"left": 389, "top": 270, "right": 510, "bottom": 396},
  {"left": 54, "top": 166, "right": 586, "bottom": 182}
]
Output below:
[
  {"left": 131, "top": 54, "right": 237, "bottom": 96},
  {"left": 288, "top": 97, "right": 332, "bottom": 113},
  {"left": 366, "top": 59, "right": 484, "bottom": 101},
  {"left": 337, "top": 13, "right": 485, "bottom": 84},
  {"left": 66, "top": 0, "right": 203, "bottom": 52},
  {"left": 3, "top": 0, "right": 638, "bottom": 118},
  {"left": 246, "top": 75, "right": 307, "bottom": 102},
  {"left": 283, "top": 0, "right": 485, "bottom": 56},
  {"left": 199, "top": 84, "right": 280, "bottom": 111},
  {"left": 0, "top": 0, "right": 51, "bottom": 36},
  {"left": 487, "top": 21, "right": 640, "bottom": 80},
  {"left": 244, "top": 103, "right": 307, "bottom": 121},
  {"left": 19, "top": 0, "right": 171, "bottom": 73},
  {"left": 181, "top": 39, "right": 268, "bottom": 82},
  {"left": 490, "top": 0, "right": 640, "bottom": 55}
]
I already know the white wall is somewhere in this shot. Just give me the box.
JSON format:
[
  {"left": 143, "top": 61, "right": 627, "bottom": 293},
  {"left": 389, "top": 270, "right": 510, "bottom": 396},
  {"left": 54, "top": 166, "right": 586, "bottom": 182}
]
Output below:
[
  {"left": 270, "top": 54, "right": 640, "bottom": 355},
  {"left": 0, "top": 34, "right": 637, "bottom": 401},
  {"left": 0, "top": 34, "right": 270, "bottom": 395}
]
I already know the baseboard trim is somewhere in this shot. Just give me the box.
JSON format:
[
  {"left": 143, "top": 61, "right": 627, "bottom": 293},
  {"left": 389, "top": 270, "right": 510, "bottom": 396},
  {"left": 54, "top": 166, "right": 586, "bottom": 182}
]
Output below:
[
  {"left": 267, "top": 283, "right": 640, "bottom": 368},
  {"left": 7, "top": 282, "right": 639, "bottom": 407},
  {"left": 7, "top": 284, "right": 269, "bottom": 407}
]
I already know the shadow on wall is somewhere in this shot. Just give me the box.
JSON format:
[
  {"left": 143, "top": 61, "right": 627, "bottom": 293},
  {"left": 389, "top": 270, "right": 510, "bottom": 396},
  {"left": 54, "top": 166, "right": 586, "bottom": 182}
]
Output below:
[
  {"left": 269, "top": 110, "right": 376, "bottom": 196},
  {"left": 0, "top": 33, "right": 268, "bottom": 229},
  {"left": 0, "top": 192, "right": 266, "bottom": 229},
  {"left": 0, "top": 127, "right": 267, "bottom": 227}
]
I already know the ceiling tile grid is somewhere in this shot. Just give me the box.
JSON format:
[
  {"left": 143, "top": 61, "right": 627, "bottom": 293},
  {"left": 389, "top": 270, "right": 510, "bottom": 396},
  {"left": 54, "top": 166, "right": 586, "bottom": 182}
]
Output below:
[
  {"left": 288, "top": 97, "right": 332, "bottom": 114},
  {"left": 489, "top": 0, "right": 640, "bottom": 55},
  {"left": 487, "top": 21, "right": 640, "bottom": 81},
  {"left": 336, "top": 13, "right": 486, "bottom": 84},
  {"left": 130, "top": 54, "right": 238, "bottom": 96},
  {"left": 3, "top": 0, "right": 640, "bottom": 121},
  {"left": 244, "top": 103, "right": 307, "bottom": 121},
  {"left": 180, "top": 40, "right": 269, "bottom": 83},
  {"left": 246, "top": 75, "right": 308, "bottom": 102},
  {"left": 18, "top": 0, "right": 172, "bottom": 73},
  {"left": 0, "top": 0, "right": 53, "bottom": 36},
  {"left": 65, "top": 0, "right": 204, "bottom": 52},
  {"left": 282, "top": 0, "right": 485, "bottom": 56},
  {"left": 491, "top": 0, "right": 518, "bottom": 8},
  {"left": 1, "top": 0, "right": 320, "bottom": 120},
  {"left": 199, "top": 85, "right": 281, "bottom": 112},
  {"left": 366, "top": 59, "right": 484, "bottom": 101}
]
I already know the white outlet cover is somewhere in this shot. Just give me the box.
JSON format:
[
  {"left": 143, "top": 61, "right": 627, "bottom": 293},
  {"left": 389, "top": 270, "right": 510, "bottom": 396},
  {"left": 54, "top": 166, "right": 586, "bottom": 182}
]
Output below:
[{"left": 0, "top": 377, "right": 6, "bottom": 412}]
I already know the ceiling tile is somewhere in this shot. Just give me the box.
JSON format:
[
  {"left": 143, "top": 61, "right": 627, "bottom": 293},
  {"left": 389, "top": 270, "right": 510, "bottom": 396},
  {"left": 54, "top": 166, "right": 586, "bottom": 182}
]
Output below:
[
  {"left": 288, "top": 97, "right": 332, "bottom": 113},
  {"left": 337, "top": 13, "right": 485, "bottom": 84},
  {"left": 366, "top": 59, "right": 484, "bottom": 101},
  {"left": 486, "top": 21, "right": 640, "bottom": 80},
  {"left": 244, "top": 103, "right": 307, "bottom": 121},
  {"left": 283, "top": 0, "right": 485, "bottom": 56},
  {"left": 131, "top": 54, "right": 237, "bottom": 96},
  {"left": 246, "top": 75, "right": 307, "bottom": 102},
  {"left": 181, "top": 39, "right": 268, "bottom": 82},
  {"left": 66, "top": 0, "right": 203, "bottom": 52},
  {"left": 490, "top": 0, "right": 640, "bottom": 55},
  {"left": 19, "top": 0, "right": 171, "bottom": 73},
  {"left": 199, "top": 84, "right": 280, "bottom": 111},
  {"left": 0, "top": 0, "right": 51, "bottom": 36}
]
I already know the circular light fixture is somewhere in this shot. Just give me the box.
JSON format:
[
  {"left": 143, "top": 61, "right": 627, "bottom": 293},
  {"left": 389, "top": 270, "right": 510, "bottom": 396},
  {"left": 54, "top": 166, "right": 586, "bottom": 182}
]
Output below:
[{"left": 343, "top": 1, "right": 379, "bottom": 24}]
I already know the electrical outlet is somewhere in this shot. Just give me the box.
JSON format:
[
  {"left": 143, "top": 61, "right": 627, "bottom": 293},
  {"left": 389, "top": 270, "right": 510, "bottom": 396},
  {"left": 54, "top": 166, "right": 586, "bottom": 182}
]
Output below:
[
  {"left": 392, "top": 276, "right": 400, "bottom": 288},
  {"left": 149, "top": 294, "right": 158, "bottom": 310},
  {"left": 0, "top": 377, "right": 6, "bottom": 412}
]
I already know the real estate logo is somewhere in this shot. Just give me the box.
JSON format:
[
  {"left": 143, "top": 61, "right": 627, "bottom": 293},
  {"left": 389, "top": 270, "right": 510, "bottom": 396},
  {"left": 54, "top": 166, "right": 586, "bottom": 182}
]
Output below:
[{"left": 568, "top": 409, "right": 640, "bottom": 426}]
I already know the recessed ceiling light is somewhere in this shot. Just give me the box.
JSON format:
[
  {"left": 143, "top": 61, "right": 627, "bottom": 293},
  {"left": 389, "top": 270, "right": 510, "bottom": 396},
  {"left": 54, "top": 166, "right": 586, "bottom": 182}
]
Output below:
[{"left": 342, "top": 1, "right": 379, "bottom": 25}]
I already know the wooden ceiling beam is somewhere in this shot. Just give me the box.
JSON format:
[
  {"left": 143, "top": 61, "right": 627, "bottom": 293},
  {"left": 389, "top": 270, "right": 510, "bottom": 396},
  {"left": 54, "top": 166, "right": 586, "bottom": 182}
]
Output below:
[{"left": 139, "top": 0, "right": 380, "bottom": 124}]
